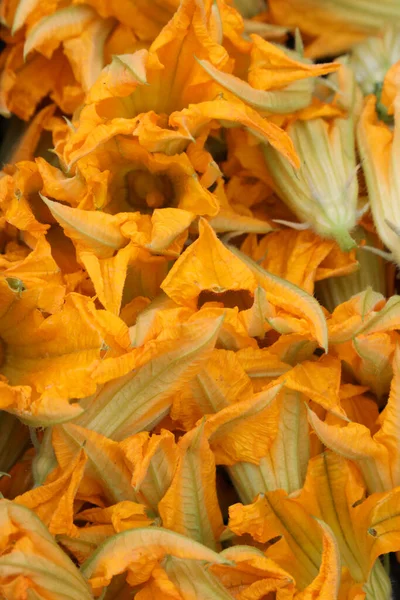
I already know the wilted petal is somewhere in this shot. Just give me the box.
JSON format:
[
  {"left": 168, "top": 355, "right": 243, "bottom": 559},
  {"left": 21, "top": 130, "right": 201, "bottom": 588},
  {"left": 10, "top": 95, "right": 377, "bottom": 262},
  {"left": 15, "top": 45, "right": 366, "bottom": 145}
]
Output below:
[
  {"left": 198, "top": 37, "right": 338, "bottom": 114},
  {"left": 0, "top": 44, "right": 83, "bottom": 120},
  {"left": 327, "top": 288, "right": 385, "bottom": 344},
  {"left": 280, "top": 354, "right": 345, "bottom": 416},
  {"left": 0, "top": 285, "right": 127, "bottom": 425},
  {"left": 361, "top": 486, "right": 400, "bottom": 567},
  {"left": 308, "top": 346, "right": 400, "bottom": 493},
  {"left": 0, "top": 168, "right": 48, "bottom": 238},
  {"left": 3, "top": 104, "right": 56, "bottom": 164},
  {"left": 63, "top": 17, "right": 117, "bottom": 92}
]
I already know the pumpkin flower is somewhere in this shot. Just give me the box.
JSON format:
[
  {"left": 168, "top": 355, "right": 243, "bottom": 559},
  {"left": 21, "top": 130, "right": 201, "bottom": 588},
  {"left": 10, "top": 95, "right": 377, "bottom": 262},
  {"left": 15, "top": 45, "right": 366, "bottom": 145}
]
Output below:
[
  {"left": 0, "top": 500, "right": 93, "bottom": 599},
  {"left": 171, "top": 352, "right": 341, "bottom": 505},
  {"left": 121, "top": 429, "right": 178, "bottom": 513},
  {"left": 328, "top": 288, "right": 400, "bottom": 401},
  {"left": 158, "top": 423, "right": 225, "bottom": 550},
  {"left": 241, "top": 228, "right": 358, "bottom": 296},
  {"left": 295, "top": 451, "right": 393, "bottom": 598},
  {"left": 61, "top": 0, "right": 299, "bottom": 170},
  {"left": 263, "top": 62, "right": 362, "bottom": 251},
  {"left": 223, "top": 354, "right": 344, "bottom": 503},
  {"left": 0, "top": 0, "right": 177, "bottom": 119},
  {"left": 41, "top": 194, "right": 167, "bottom": 315},
  {"left": 0, "top": 280, "right": 130, "bottom": 426},
  {"left": 229, "top": 451, "right": 397, "bottom": 597},
  {"left": 80, "top": 526, "right": 232, "bottom": 595},
  {"left": 68, "top": 315, "right": 224, "bottom": 440},
  {"left": 197, "top": 34, "right": 339, "bottom": 115},
  {"left": 38, "top": 140, "right": 219, "bottom": 216},
  {"left": 170, "top": 348, "right": 255, "bottom": 431},
  {"left": 228, "top": 488, "right": 341, "bottom": 593},
  {"left": 161, "top": 219, "right": 328, "bottom": 349},
  {"left": 307, "top": 346, "right": 400, "bottom": 494},
  {"left": 3, "top": 2, "right": 400, "bottom": 598},
  {"left": 13, "top": 449, "right": 87, "bottom": 536},
  {"left": 268, "top": 0, "right": 400, "bottom": 59},
  {"left": 349, "top": 25, "right": 400, "bottom": 97},
  {"left": 0, "top": 36, "right": 84, "bottom": 120},
  {"left": 210, "top": 546, "right": 296, "bottom": 600},
  {"left": 357, "top": 92, "right": 400, "bottom": 266}
]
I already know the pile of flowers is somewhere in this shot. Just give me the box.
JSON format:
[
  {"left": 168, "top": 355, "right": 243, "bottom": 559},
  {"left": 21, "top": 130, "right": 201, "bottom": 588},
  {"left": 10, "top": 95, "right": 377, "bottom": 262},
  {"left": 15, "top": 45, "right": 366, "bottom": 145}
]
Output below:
[{"left": 1, "top": 0, "right": 400, "bottom": 598}]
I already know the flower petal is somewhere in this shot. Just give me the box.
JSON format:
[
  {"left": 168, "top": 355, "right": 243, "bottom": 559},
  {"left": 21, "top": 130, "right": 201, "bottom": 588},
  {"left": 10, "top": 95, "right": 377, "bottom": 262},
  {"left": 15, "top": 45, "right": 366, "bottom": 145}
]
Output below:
[
  {"left": 204, "top": 382, "right": 282, "bottom": 465},
  {"left": 161, "top": 218, "right": 257, "bottom": 309},
  {"left": 24, "top": 5, "right": 98, "bottom": 59},
  {"left": 81, "top": 526, "right": 232, "bottom": 592},
  {"left": 0, "top": 500, "right": 93, "bottom": 599},
  {"left": 158, "top": 424, "right": 224, "bottom": 549},
  {"left": 14, "top": 449, "right": 87, "bottom": 536},
  {"left": 76, "top": 316, "right": 224, "bottom": 439}
]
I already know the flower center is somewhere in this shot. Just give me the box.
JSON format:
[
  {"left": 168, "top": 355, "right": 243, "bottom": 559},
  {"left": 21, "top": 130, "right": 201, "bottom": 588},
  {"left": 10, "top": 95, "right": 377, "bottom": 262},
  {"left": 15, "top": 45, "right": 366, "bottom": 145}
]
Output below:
[{"left": 127, "top": 170, "right": 173, "bottom": 211}]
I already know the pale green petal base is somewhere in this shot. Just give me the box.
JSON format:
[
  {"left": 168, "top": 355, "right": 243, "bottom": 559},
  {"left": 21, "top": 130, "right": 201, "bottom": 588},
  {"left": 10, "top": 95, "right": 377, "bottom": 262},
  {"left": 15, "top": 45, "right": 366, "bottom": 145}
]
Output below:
[{"left": 364, "top": 559, "right": 392, "bottom": 600}]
